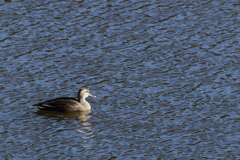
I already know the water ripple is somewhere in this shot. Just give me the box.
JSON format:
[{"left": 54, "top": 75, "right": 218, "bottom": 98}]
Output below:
[{"left": 0, "top": 0, "right": 239, "bottom": 159}]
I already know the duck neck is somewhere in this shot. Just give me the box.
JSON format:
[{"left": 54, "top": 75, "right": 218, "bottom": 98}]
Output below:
[
  {"left": 78, "top": 95, "right": 85, "bottom": 103},
  {"left": 79, "top": 97, "right": 86, "bottom": 103},
  {"left": 77, "top": 91, "right": 91, "bottom": 110},
  {"left": 79, "top": 96, "right": 91, "bottom": 110}
]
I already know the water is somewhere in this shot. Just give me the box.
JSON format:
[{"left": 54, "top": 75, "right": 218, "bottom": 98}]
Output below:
[{"left": 1, "top": 0, "right": 239, "bottom": 159}]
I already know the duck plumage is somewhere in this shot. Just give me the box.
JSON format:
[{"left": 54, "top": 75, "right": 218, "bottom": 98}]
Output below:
[{"left": 33, "top": 88, "right": 96, "bottom": 112}]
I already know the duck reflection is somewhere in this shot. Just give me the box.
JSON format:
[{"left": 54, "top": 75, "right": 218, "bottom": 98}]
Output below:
[{"left": 35, "top": 110, "right": 92, "bottom": 121}]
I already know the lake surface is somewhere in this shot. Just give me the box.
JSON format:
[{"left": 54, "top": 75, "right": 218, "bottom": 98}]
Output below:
[{"left": 1, "top": 0, "right": 240, "bottom": 159}]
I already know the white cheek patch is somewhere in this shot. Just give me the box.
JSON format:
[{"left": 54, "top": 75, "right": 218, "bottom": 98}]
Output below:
[{"left": 82, "top": 93, "right": 90, "bottom": 98}]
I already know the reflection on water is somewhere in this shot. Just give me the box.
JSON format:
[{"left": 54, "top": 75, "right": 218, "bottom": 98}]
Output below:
[
  {"left": 0, "top": 0, "right": 239, "bottom": 159},
  {"left": 35, "top": 110, "right": 92, "bottom": 121}
]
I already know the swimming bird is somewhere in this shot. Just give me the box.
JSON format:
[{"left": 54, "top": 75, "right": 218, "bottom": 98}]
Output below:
[{"left": 33, "top": 88, "right": 96, "bottom": 112}]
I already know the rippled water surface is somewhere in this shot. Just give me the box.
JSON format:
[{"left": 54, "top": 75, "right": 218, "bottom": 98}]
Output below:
[{"left": 1, "top": 0, "right": 240, "bottom": 159}]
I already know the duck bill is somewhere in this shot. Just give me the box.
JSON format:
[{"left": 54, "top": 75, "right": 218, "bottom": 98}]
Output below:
[{"left": 89, "top": 94, "right": 96, "bottom": 98}]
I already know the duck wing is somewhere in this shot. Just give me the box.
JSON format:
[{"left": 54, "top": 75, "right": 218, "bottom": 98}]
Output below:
[{"left": 33, "top": 97, "right": 79, "bottom": 111}]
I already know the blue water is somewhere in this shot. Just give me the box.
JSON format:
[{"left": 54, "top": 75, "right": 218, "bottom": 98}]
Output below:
[{"left": 0, "top": 0, "right": 239, "bottom": 159}]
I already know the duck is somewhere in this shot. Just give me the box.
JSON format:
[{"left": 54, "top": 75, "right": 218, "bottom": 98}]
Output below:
[{"left": 33, "top": 88, "right": 96, "bottom": 112}]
